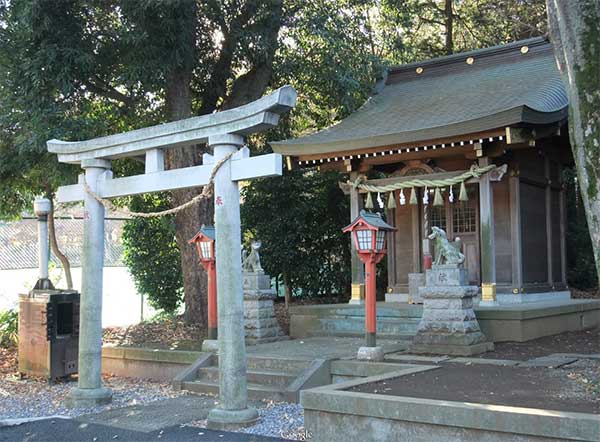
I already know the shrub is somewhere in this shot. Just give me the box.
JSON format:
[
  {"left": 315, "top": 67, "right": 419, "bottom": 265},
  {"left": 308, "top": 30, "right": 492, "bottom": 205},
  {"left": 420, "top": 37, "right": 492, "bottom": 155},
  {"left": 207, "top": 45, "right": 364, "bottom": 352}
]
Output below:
[
  {"left": 0, "top": 309, "right": 18, "bottom": 348},
  {"left": 122, "top": 194, "right": 184, "bottom": 313}
]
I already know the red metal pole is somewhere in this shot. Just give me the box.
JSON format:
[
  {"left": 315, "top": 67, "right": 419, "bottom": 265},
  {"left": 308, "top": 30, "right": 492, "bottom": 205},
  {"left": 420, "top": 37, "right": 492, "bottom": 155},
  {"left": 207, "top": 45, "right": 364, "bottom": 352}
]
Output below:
[
  {"left": 365, "top": 257, "right": 377, "bottom": 347},
  {"left": 207, "top": 262, "right": 218, "bottom": 340}
]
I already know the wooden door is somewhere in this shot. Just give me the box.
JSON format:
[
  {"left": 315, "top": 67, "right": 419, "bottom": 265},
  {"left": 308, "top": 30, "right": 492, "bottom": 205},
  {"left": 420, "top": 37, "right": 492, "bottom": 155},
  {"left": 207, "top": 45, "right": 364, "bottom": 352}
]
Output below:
[
  {"left": 425, "top": 186, "right": 480, "bottom": 284},
  {"left": 450, "top": 187, "right": 480, "bottom": 284}
]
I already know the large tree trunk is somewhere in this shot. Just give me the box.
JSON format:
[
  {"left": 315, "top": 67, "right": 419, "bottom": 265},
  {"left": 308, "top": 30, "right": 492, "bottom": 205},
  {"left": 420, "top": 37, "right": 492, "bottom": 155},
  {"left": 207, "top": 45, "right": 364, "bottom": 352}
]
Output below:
[
  {"left": 48, "top": 202, "right": 73, "bottom": 289},
  {"left": 161, "top": 0, "right": 209, "bottom": 326},
  {"left": 444, "top": 0, "right": 454, "bottom": 55},
  {"left": 164, "top": 69, "right": 212, "bottom": 326},
  {"left": 546, "top": 0, "right": 600, "bottom": 282},
  {"left": 163, "top": 0, "right": 283, "bottom": 326}
]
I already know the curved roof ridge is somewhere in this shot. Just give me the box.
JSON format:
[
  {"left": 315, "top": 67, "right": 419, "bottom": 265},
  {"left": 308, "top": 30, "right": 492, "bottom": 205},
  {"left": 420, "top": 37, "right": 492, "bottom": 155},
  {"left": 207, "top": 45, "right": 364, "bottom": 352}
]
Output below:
[
  {"left": 387, "top": 37, "right": 548, "bottom": 75},
  {"left": 271, "top": 39, "right": 567, "bottom": 157}
]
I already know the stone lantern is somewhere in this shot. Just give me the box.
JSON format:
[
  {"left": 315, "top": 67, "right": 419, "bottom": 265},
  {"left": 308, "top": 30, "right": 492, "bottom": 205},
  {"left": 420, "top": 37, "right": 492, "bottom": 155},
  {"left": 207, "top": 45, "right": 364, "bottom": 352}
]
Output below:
[
  {"left": 343, "top": 209, "right": 396, "bottom": 361},
  {"left": 189, "top": 225, "right": 218, "bottom": 343}
]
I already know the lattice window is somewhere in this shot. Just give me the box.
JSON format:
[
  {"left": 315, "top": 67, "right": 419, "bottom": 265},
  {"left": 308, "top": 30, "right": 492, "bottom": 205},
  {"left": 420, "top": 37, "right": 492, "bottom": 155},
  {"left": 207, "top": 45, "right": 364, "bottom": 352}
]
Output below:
[
  {"left": 453, "top": 200, "right": 477, "bottom": 233},
  {"left": 429, "top": 205, "right": 447, "bottom": 232}
]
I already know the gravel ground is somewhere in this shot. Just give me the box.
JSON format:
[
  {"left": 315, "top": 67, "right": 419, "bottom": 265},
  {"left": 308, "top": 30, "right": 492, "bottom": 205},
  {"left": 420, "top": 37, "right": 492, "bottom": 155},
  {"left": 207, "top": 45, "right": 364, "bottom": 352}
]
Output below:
[
  {"left": 0, "top": 373, "right": 186, "bottom": 420},
  {"left": 242, "top": 401, "right": 305, "bottom": 441},
  {"left": 185, "top": 400, "right": 306, "bottom": 441}
]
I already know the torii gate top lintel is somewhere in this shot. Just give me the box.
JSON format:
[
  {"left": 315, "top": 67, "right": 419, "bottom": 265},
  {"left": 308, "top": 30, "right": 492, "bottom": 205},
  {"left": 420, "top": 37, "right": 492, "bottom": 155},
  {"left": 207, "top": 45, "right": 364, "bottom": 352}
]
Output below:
[
  {"left": 50, "top": 86, "right": 297, "bottom": 204},
  {"left": 48, "top": 86, "right": 298, "bottom": 416},
  {"left": 47, "top": 85, "right": 297, "bottom": 164}
]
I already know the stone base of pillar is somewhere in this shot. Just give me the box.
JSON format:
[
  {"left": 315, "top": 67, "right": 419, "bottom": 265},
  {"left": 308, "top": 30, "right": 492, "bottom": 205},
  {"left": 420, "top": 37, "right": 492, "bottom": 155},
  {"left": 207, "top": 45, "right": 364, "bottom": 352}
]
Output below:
[
  {"left": 65, "top": 387, "right": 112, "bottom": 408},
  {"left": 349, "top": 283, "right": 365, "bottom": 305},
  {"left": 408, "top": 273, "right": 425, "bottom": 304},
  {"left": 202, "top": 339, "right": 219, "bottom": 353},
  {"left": 356, "top": 346, "right": 384, "bottom": 362},
  {"left": 243, "top": 272, "right": 286, "bottom": 346},
  {"left": 348, "top": 298, "right": 365, "bottom": 305},
  {"left": 480, "top": 282, "right": 498, "bottom": 306},
  {"left": 206, "top": 407, "right": 259, "bottom": 430},
  {"left": 411, "top": 265, "right": 493, "bottom": 356}
]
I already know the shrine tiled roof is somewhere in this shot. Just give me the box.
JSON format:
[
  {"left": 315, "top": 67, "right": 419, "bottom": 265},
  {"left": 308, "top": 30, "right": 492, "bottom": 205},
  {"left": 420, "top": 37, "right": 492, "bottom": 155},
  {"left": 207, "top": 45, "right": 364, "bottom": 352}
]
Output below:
[
  {"left": 271, "top": 37, "right": 568, "bottom": 157},
  {"left": 0, "top": 217, "right": 126, "bottom": 270}
]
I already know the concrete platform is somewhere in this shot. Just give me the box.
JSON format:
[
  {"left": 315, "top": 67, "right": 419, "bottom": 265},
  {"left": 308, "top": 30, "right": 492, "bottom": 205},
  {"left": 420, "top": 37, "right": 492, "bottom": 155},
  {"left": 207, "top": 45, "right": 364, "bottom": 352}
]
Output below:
[{"left": 289, "top": 299, "right": 600, "bottom": 342}]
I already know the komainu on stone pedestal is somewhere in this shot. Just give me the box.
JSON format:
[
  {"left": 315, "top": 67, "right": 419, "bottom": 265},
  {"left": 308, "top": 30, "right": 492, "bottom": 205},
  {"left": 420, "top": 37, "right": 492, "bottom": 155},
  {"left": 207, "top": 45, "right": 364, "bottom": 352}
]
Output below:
[
  {"left": 411, "top": 263, "right": 493, "bottom": 356},
  {"left": 242, "top": 242, "right": 287, "bottom": 345}
]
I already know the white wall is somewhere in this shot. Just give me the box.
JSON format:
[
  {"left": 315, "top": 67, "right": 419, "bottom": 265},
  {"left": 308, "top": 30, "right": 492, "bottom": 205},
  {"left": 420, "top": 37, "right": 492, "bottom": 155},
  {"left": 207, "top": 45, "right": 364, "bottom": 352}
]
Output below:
[{"left": 0, "top": 266, "right": 155, "bottom": 327}]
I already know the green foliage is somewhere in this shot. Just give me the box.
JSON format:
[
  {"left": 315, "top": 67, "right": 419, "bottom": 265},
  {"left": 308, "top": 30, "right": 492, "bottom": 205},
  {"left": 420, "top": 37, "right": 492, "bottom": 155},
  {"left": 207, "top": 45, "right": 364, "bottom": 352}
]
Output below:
[
  {"left": 122, "top": 194, "right": 184, "bottom": 313},
  {"left": 564, "top": 167, "right": 598, "bottom": 289},
  {"left": 0, "top": 309, "right": 18, "bottom": 348},
  {"left": 373, "top": 0, "right": 547, "bottom": 63},
  {"left": 241, "top": 169, "right": 351, "bottom": 297}
]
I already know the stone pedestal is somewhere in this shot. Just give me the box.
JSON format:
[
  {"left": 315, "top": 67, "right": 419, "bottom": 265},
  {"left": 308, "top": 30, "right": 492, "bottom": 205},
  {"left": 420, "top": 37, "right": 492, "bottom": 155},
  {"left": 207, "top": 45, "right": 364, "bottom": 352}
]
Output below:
[
  {"left": 408, "top": 273, "right": 425, "bottom": 304},
  {"left": 243, "top": 272, "right": 286, "bottom": 345},
  {"left": 356, "top": 346, "right": 384, "bottom": 362},
  {"left": 349, "top": 283, "right": 365, "bottom": 305},
  {"left": 411, "top": 265, "right": 493, "bottom": 356}
]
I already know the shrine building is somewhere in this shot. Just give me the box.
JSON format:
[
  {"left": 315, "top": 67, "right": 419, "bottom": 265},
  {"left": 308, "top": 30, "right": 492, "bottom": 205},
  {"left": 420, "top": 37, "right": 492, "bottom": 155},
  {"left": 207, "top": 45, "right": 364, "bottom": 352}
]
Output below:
[{"left": 270, "top": 38, "right": 600, "bottom": 341}]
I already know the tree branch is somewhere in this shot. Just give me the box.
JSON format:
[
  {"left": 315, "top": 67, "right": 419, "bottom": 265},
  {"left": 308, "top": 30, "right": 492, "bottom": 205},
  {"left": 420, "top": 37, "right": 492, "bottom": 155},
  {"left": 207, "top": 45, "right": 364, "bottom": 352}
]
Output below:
[{"left": 83, "top": 76, "right": 134, "bottom": 107}]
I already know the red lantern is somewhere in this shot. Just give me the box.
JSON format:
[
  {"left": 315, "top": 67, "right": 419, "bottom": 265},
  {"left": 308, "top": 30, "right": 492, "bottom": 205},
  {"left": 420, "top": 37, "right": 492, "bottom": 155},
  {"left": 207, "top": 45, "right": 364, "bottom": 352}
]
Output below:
[
  {"left": 343, "top": 210, "right": 396, "bottom": 347},
  {"left": 189, "top": 225, "right": 217, "bottom": 340}
]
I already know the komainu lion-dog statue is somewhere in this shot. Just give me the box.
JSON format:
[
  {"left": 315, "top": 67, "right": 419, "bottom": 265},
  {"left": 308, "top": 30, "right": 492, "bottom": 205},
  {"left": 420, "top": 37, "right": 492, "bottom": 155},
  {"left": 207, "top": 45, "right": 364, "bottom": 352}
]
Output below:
[{"left": 428, "top": 226, "right": 465, "bottom": 265}]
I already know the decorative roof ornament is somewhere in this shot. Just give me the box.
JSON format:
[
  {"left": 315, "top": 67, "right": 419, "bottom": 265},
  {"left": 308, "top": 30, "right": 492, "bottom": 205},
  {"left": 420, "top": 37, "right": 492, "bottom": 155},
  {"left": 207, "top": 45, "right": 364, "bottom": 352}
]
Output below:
[
  {"left": 387, "top": 192, "right": 397, "bottom": 209},
  {"left": 433, "top": 188, "right": 444, "bottom": 206},
  {"left": 409, "top": 187, "right": 418, "bottom": 205},
  {"left": 459, "top": 181, "right": 469, "bottom": 202},
  {"left": 365, "top": 192, "right": 374, "bottom": 209}
]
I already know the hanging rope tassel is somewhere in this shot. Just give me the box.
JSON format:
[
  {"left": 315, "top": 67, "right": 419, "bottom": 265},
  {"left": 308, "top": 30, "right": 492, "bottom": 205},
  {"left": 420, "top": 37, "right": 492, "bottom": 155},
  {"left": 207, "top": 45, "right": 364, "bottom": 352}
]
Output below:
[
  {"left": 459, "top": 181, "right": 469, "bottom": 202},
  {"left": 365, "top": 192, "right": 374, "bottom": 209},
  {"left": 449, "top": 185, "right": 455, "bottom": 203},
  {"left": 433, "top": 187, "right": 443, "bottom": 206},
  {"left": 409, "top": 187, "right": 417, "bottom": 205},
  {"left": 387, "top": 191, "right": 397, "bottom": 209},
  {"left": 399, "top": 188, "right": 406, "bottom": 205}
]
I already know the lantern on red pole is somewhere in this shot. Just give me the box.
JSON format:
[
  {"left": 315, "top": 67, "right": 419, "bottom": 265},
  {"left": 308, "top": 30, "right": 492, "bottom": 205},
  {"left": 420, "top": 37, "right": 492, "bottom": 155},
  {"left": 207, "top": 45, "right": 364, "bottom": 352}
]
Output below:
[
  {"left": 189, "top": 225, "right": 217, "bottom": 340},
  {"left": 343, "top": 210, "right": 396, "bottom": 353}
]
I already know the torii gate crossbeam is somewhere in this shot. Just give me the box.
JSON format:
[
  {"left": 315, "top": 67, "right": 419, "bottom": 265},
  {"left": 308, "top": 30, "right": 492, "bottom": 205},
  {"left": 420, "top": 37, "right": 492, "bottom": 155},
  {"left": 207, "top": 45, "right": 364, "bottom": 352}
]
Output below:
[{"left": 48, "top": 86, "right": 297, "bottom": 428}]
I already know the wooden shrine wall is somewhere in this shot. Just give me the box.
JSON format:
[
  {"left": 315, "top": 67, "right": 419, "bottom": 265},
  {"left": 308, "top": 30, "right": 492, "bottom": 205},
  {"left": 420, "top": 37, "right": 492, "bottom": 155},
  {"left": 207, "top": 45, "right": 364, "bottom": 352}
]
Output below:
[
  {"left": 516, "top": 147, "right": 567, "bottom": 289},
  {"left": 493, "top": 176, "right": 513, "bottom": 286}
]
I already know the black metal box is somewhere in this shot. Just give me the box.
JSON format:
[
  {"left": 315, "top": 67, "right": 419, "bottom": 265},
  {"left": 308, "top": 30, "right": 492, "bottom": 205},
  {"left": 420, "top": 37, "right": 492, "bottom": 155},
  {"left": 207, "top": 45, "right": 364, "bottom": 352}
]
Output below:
[{"left": 18, "top": 290, "right": 80, "bottom": 380}]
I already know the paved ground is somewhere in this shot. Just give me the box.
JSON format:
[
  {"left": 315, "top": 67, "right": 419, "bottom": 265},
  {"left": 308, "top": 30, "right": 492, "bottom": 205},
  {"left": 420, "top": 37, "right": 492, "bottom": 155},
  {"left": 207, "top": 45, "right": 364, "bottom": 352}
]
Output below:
[
  {"left": 246, "top": 336, "right": 408, "bottom": 359},
  {"left": 0, "top": 418, "right": 291, "bottom": 441},
  {"left": 1, "top": 394, "right": 305, "bottom": 441},
  {"left": 78, "top": 396, "right": 218, "bottom": 433}
]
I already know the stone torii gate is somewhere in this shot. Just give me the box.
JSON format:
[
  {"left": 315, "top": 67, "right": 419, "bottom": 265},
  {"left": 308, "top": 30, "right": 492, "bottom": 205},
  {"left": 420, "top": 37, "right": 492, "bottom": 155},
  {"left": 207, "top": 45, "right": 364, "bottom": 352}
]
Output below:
[{"left": 47, "top": 86, "right": 297, "bottom": 427}]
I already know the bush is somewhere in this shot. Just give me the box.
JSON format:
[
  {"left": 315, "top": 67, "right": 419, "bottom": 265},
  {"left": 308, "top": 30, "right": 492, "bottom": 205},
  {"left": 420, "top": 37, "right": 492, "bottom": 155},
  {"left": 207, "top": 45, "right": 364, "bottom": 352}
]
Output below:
[
  {"left": 241, "top": 168, "right": 351, "bottom": 298},
  {"left": 0, "top": 309, "right": 18, "bottom": 348},
  {"left": 122, "top": 194, "right": 184, "bottom": 313}
]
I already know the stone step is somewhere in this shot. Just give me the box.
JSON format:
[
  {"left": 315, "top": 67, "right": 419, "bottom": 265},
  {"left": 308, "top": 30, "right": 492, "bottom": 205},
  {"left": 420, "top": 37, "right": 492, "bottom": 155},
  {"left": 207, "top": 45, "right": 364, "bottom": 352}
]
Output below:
[
  {"left": 197, "top": 366, "right": 296, "bottom": 388},
  {"left": 213, "top": 356, "right": 312, "bottom": 374},
  {"left": 181, "top": 380, "right": 289, "bottom": 402},
  {"left": 304, "top": 330, "right": 415, "bottom": 341},
  {"left": 309, "top": 317, "right": 420, "bottom": 336}
]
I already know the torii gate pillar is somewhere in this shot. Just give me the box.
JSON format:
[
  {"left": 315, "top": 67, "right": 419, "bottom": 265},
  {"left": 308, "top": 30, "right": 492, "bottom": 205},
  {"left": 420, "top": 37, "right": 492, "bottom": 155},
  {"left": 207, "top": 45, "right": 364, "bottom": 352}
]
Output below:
[
  {"left": 66, "top": 159, "right": 113, "bottom": 407},
  {"left": 207, "top": 134, "right": 258, "bottom": 427},
  {"left": 46, "top": 86, "right": 297, "bottom": 418}
]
